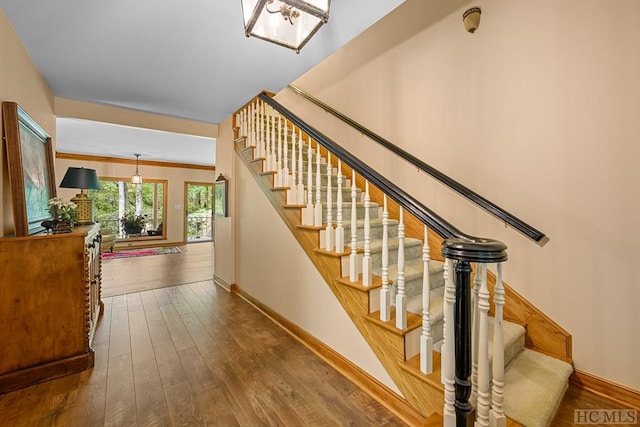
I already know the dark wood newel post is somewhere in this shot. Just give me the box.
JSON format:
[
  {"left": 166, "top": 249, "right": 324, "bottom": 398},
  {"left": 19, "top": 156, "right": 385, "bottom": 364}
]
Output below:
[
  {"left": 454, "top": 259, "right": 474, "bottom": 426},
  {"left": 442, "top": 237, "right": 508, "bottom": 427}
]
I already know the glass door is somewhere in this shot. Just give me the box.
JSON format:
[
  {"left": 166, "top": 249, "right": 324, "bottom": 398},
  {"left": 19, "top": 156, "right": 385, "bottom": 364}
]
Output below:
[{"left": 184, "top": 182, "right": 213, "bottom": 243}]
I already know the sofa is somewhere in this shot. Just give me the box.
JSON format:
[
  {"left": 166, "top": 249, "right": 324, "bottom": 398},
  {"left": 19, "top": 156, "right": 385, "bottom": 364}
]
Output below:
[{"left": 100, "top": 227, "right": 116, "bottom": 252}]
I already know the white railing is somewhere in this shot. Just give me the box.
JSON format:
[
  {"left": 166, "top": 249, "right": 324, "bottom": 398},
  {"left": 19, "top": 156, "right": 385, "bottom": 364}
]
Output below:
[{"left": 236, "top": 100, "right": 508, "bottom": 427}]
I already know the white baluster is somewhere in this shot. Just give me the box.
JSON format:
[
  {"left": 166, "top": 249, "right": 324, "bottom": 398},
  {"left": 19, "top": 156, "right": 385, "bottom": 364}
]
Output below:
[
  {"left": 325, "top": 152, "right": 334, "bottom": 251},
  {"left": 349, "top": 170, "right": 358, "bottom": 282},
  {"left": 261, "top": 101, "right": 267, "bottom": 161},
  {"left": 395, "top": 207, "right": 406, "bottom": 329},
  {"left": 287, "top": 127, "right": 297, "bottom": 204},
  {"left": 264, "top": 104, "right": 271, "bottom": 169},
  {"left": 251, "top": 102, "right": 256, "bottom": 148},
  {"left": 275, "top": 113, "right": 283, "bottom": 186},
  {"left": 443, "top": 258, "right": 456, "bottom": 426},
  {"left": 269, "top": 107, "right": 276, "bottom": 172},
  {"left": 242, "top": 109, "right": 247, "bottom": 140},
  {"left": 420, "top": 224, "right": 433, "bottom": 374},
  {"left": 256, "top": 100, "right": 262, "bottom": 158},
  {"left": 362, "top": 180, "right": 372, "bottom": 286},
  {"left": 380, "top": 195, "right": 390, "bottom": 322},
  {"left": 475, "top": 263, "right": 490, "bottom": 427},
  {"left": 297, "top": 131, "right": 305, "bottom": 205},
  {"left": 490, "top": 263, "right": 506, "bottom": 427},
  {"left": 302, "top": 137, "right": 314, "bottom": 225},
  {"left": 248, "top": 104, "right": 254, "bottom": 148},
  {"left": 334, "top": 160, "right": 345, "bottom": 253},
  {"left": 314, "top": 144, "right": 323, "bottom": 227},
  {"left": 472, "top": 263, "right": 482, "bottom": 405},
  {"left": 282, "top": 119, "right": 289, "bottom": 187}
]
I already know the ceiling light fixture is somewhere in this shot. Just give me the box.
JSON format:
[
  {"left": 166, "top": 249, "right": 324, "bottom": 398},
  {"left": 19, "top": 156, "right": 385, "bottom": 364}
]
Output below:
[
  {"left": 131, "top": 154, "right": 142, "bottom": 184},
  {"left": 242, "top": 0, "right": 331, "bottom": 53}
]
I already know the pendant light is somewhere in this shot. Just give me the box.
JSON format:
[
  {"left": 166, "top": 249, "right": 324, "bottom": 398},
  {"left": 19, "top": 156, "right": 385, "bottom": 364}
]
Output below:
[{"left": 131, "top": 154, "right": 142, "bottom": 184}]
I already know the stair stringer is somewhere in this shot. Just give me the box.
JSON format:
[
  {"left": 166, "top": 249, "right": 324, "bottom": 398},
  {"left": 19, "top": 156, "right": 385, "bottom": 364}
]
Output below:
[{"left": 235, "top": 139, "right": 444, "bottom": 418}]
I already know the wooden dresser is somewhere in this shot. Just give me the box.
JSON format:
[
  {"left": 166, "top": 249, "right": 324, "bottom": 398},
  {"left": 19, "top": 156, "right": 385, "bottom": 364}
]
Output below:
[{"left": 0, "top": 224, "right": 103, "bottom": 393}]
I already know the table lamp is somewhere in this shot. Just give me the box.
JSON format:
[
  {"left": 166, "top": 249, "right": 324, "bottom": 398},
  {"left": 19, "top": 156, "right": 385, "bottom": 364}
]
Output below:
[{"left": 59, "top": 167, "right": 101, "bottom": 225}]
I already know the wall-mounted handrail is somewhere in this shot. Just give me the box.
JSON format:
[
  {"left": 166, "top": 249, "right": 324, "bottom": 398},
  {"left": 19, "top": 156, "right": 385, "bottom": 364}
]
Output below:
[
  {"left": 286, "top": 84, "right": 546, "bottom": 245},
  {"left": 259, "top": 93, "right": 492, "bottom": 244}
]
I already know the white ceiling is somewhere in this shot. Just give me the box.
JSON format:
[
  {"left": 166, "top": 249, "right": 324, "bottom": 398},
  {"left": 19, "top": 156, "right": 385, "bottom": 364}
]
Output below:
[{"left": 0, "top": 0, "right": 405, "bottom": 166}]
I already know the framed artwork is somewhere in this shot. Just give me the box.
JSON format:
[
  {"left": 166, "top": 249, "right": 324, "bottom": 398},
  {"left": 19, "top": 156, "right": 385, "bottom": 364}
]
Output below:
[
  {"left": 2, "top": 102, "right": 56, "bottom": 236},
  {"left": 214, "top": 174, "right": 227, "bottom": 217}
]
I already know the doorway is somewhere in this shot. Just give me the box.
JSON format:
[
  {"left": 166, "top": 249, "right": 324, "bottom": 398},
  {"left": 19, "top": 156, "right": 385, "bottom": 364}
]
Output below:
[{"left": 184, "top": 182, "right": 213, "bottom": 243}]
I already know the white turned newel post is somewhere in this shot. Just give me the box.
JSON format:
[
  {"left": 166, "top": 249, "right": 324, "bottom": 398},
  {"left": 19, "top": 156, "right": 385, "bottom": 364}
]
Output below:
[
  {"left": 325, "top": 152, "right": 334, "bottom": 251},
  {"left": 335, "top": 160, "right": 345, "bottom": 253},
  {"left": 283, "top": 119, "right": 289, "bottom": 187},
  {"left": 349, "top": 170, "right": 358, "bottom": 282},
  {"left": 379, "top": 195, "right": 390, "bottom": 321},
  {"left": 302, "top": 137, "right": 314, "bottom": 225},
  {"left": 420, "top": 224, "right": 433, "bottom": 374},
  {"left": 443, "top": 258, "right": 456, "bottom": 426},
  {"left": 362, "top": 180, "right": 372, "bottom": 286},
  {"left": 287, "top": 128, "right": 297, "bottom": 204},
  {"left": 490, "top": 263, "right": 506, "bottom": 427},
  {"left": 395, "top": 207, "right": 407, "bottom": 329},
  {"left": 475, "top": 263, "right": 490, "bottom": 427},
  {"left": 314, "top": 144, "right": 323, "bottom": 227},
  {"left": 297, "top": 131, "right": 305, "bottom": 205}
]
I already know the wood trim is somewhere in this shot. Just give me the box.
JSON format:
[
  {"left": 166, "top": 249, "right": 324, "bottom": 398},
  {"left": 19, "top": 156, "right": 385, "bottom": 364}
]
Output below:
[
  {"left": 56, "top": 152, "right": 215, "bottom": 171},
  {"left": 571, "top": 370, "right": 640, "bottom": 410},
  {"left": 232, "top": 284, "right": 427, "bottom": 427},
  {"left": 213, "top": 273, "right": 235, "bottom": 292},
  {"left": 0, "top": 352, "right": 94, "bottom": 394},
  {"left": 113, "top": 241, "right": 183, "bottom": 250}
]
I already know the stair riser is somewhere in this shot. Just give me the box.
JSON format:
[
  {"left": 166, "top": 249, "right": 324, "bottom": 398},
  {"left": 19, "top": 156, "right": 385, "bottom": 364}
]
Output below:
[
  {"left": 321, "top": 205, "right": 380, "bottom": 222},
  {"left": 370, "top": 242, "right": 423, "bottom": 268},
  {"left": 389, "top": 269, "right": 445, "bottom": 298}
]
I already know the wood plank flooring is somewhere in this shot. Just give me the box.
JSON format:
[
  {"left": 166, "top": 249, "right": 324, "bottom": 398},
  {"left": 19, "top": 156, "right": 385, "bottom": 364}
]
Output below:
[
  {"left": 1, "top": 241, "right": 635, "bottom": 426},
  {"left": 101, "top": 242, "right": 214, "bottom": 297},
  {"left": 0, "top": 279, "right": 405, "bottom": 426}
]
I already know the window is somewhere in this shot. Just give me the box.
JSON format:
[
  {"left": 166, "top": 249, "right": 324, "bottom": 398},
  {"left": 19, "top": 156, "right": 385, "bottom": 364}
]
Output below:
[{"left": 90, "top": 178, "right": 167, "bottom": 239}]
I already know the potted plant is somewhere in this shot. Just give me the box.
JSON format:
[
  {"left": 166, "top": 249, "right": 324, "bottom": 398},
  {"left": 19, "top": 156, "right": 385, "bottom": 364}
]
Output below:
[
  {"left": 47, "top": 197, "right": 78, "bottom": 233},
  {"left": 120, "top": 212, "right": 147, "bottom": 236}
]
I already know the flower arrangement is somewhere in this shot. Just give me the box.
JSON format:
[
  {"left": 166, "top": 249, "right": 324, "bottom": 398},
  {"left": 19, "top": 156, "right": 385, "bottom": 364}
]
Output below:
[
  {"left": 48, "top": 197, "right": 78, "bottom": 224},
  {"left": 121, "top": 212, "right": 147, "bottom": 234}
]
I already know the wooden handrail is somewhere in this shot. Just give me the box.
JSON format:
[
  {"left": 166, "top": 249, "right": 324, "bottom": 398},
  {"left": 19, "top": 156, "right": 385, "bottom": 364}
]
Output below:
[
  {"left": 259, "top": 93, "right": 479, "bottom": 242},
  {"left": 287, "top": 84, "right": 547, "bottom": 245}
]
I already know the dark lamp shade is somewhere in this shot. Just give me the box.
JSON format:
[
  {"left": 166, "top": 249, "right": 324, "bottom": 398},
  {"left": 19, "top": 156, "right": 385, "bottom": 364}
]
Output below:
[{"left": 59, "top": 167, "right": 100, "bottom": 190}]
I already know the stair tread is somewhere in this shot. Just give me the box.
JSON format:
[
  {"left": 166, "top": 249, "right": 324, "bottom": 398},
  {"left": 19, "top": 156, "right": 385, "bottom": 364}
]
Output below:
[
  {"left": 503, "top": 348, "right": 573, "bottom": 427},
  {"left": 380, "top": 258, "right": 445, "bottom": 286},
  {"left": 406, "top": 289, "right": 526, "bottom": 367}
]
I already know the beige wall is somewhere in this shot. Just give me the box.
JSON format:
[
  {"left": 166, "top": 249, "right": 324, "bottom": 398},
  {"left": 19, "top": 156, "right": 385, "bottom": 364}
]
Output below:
[
  {"left": 56, "top": 157, "right": 215, "bottom": 246},
  {"left": 275, "top": 0, "right": 640, "bottom": 390},
  {"left": 0, "top": 7, "right": 56, "bottom": 235},
  {"left": 213, "top": 116, "right": 235, "bottom": 287},
  {"left": 233, "top": 149, "right": 399, "bottom": 392}
]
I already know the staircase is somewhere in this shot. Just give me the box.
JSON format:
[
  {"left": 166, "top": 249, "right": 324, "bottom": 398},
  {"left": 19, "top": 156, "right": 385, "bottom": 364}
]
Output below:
[{"left": 233, "top": 94, "right": 573, "bottom": 426}]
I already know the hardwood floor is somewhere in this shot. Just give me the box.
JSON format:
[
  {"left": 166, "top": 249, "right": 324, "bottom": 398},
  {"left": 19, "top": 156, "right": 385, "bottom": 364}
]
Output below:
[
  {"left": 0, "top": 279, "right": 405, "bottom": 425},
  {"left": 0, "top": 241, "right": 634, "bottom": 426},
  {"left": 101, "top": 242, "right": 215, "bottom": 297}
]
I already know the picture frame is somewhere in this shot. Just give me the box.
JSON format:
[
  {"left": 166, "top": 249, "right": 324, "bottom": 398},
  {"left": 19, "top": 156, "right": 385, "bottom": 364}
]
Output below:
[
  {"left": 2, "top": 102, "right": 56, "bottom": 236},
  {"left": 213, "top": 174, "right": 227, "bottom": 217}
]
